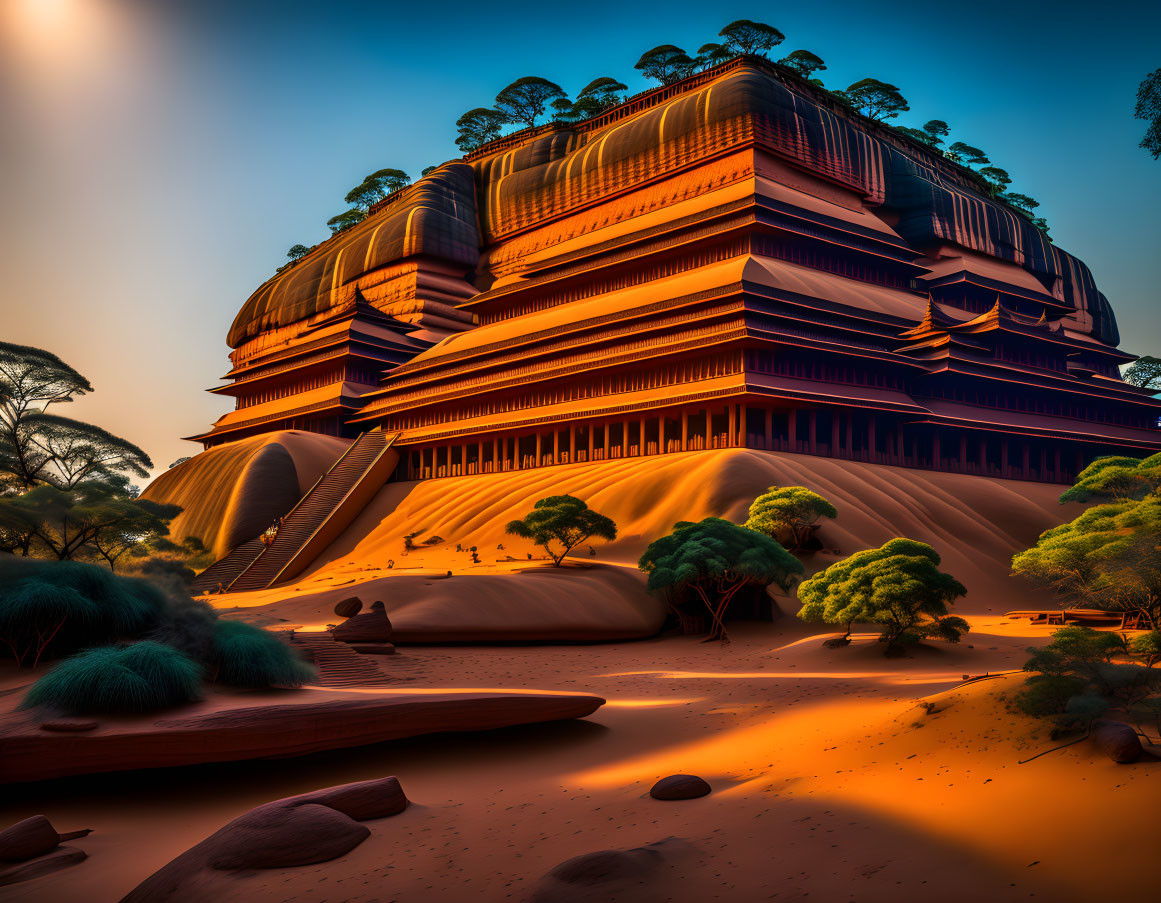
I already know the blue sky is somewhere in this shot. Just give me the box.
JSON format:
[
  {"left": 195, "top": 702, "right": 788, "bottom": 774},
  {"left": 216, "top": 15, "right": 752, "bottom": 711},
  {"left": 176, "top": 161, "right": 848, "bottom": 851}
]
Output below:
[{"left": 1, "top": 0, "right": 1158, "bottom": 477}]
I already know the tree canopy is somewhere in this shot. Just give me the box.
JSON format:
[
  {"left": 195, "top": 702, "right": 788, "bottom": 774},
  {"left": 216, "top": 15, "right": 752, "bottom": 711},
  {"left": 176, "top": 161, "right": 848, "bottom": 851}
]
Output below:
[
  {"left": 1012, "top": 484, "right": 1161, "bottom": 629},
  {"left": 505, "top": 495, "right": 617, "bottom": 566},
  {"left": 286, "top": 244, "right": 310, "bottom": 262},
  {"left": 696, "top": 43, "right": 736, "bottom": 70},
  {"left": 718, "top": 20, "right": 785, "bottom": 56},
  {"left": 1122, "top": 355, "right": 1161, "bottom": 392},
  {"left": 1059, "top": 453, "right": 1161, "bottom": 504},
  {"left": 495, "top": 77, "right": 567, "bottom": 129},
  {"left": 455, "top": 107, "right": 507, "bottom": 152},
  {"left": 947, "top": 141, "right": 990, "bottom": 166},
  {"left": 639, "top": 517, "right": 802, "bottom": 641},
  {"left": 0, "top": 342, "right": 151, "bottom": 492},
  {"left": 635, "top": 45, "right": 696, "bottom": 85},
  {"left": 744, "top": 485, "right": 837, "bottom": 552},
  {"left": 797, "top": 538, "right": 968, "bottom": 654},
  {"left": 838, "top": 78, "right": 909, "bottom": 121},
  {"left": 344, "top": 168, "right": 410, "bottom": 211},
  {"left": 922, "top": 119, "right": 950, "bottom": 145},
  {"left": 326, "top": 208, "right": 366, "bottom": 234},
  {"left": 778, "top": 49, "right": 826, "bottom": 79},
  {"left": 1134, "top": 66, "right": 1161, "bottom": 160}
]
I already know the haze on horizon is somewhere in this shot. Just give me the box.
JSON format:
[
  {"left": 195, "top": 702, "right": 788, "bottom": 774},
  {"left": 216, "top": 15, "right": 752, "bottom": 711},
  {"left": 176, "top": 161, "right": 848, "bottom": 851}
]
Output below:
[{"left": 1, "top": 0, "right": 1158, "bottom": 481}]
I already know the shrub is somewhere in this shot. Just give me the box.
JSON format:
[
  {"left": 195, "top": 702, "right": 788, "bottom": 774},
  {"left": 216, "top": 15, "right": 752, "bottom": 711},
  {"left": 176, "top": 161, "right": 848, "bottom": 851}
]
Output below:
[
  {"left": 209, "top": 620, "right": 315, "bottom": 689},
  {"left": 1012, "top": 674, "right": 1088, "bottom": 716},
  {"left": 0, "top": 580, "right": 99, "bottom": 666},
  {"left": 22, "top": 641, "right": 203, "bottom": 715}
]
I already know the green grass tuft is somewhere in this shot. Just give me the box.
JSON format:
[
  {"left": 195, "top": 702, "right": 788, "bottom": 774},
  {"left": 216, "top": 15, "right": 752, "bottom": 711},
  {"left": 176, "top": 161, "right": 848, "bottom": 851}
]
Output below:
[
  {"left": 210, "top": 620, "right": 316, "bottom": 689},
  {"left": 21, "top": 641, "right": 204, "bottom": 715}
]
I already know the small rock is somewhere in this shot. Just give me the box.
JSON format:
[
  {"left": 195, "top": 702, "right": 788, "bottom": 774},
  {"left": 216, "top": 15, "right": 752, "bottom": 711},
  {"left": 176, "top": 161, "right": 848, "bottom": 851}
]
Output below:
[
  {"left": 332, "top": 601, "right": 392, "bottom": 643},
  {"left": 649, "top": 774, "right": 711, "bottom": 800},
  {"left": 1092, "top": 721, "right": 1143, "bottom": 764},
  {"left": 39, "top": 720, "right": 98, "bottom": 733},
  {"left": 350, "top": 643, "right": 395, "bottom": 655},
  {"left": 0, "top": 816, "right": 91, "bottom": 862},
  {"left": 208, "top": 804, "right": 368, "bottom": 871},
  {"left": 333, "top": 597, "right": 363, "bottom": 619}
]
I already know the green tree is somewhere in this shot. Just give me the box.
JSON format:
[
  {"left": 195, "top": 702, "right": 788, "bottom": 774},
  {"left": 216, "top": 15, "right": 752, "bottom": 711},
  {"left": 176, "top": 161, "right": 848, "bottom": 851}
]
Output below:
[
  {"left": 495, "top": 77, "right": 567, "bottom": 129},
  {"left": 421, "top": 165, "right": 438, "bottom": 177},
  {"left": 797, "top": 538, "right": 968, "bottom": 654},
  {"left": 1012, "top": 490, "right": 1161, "bottom": 629},
  {"left": 505, "top": 495, "right": 617, "bottom": 566},
  {"left": 947, "top": 141, "right": 989, "bottom": 166},
  {"left": 578, "top": 77, "right": 627, "bottom": 107},
  {"left": 922, "top": 119, "right": 950, "bottom": 146},
  {"left": 838, "top": 78, "right": 910, "bottom": 121},
  {"left": 978, "top": 166, "right": 1011, "bottom": 194},
  {"left": 550, "top": 96, "right": 580, "bottom": 123},
  {"left": 718, "top": 19, "right": 785, "bottom": 57},
  {"left": 696, "top": 43, "right": 736, "bottom": 70},
  {"left": 893, "top": 126, "right": 937, "bottom": 146},
  {"left": 1122, "top": 355, "right": 1161, "bottom": 392},
  {"left": 1002, "top": 192, "right": 1040, "bottom": 214},
  {"left": 743, "top": 486, "right": 837, "bottom": 552},
  {"left": 326, "top": 208, "right": 365, "bottom": 234},
  {"left": 778, "top": 49, "right": 826, "bottom": 79},
  {"left": 0, "top": 476, "right": 179, "bottom": 566},
  {"left": 455, "top": 107, "right": 507, "bottom": 152},
  {"left": 1059, "top": 454, "right": 1161, "bottom": 504},
  {"left": 1134, "top": 66, "right": 1160, "bottom": 159},
  {"left": 635, "top": 45, "right": 696, "bottom": 85},
  {"left": 639, "top": 517, "right": 802, "bottom": 641},
  {"left": 0, "top": 342, "right": 151, "bottom": 491},
  {"left": 286, "top": 244, "right": 310, "bottom": 263},
  {"left": 344, "top": 168, "right": 410, "bottom": 211}
]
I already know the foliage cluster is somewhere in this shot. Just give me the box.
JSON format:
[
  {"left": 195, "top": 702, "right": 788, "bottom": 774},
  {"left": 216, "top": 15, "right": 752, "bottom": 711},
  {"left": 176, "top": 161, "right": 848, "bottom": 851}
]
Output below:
[
  {"left": 744, "top": 485, "right": 836, "bottom": 552},
  {"left": 505, "top": 495, "right": 617, "bottom": 566}
]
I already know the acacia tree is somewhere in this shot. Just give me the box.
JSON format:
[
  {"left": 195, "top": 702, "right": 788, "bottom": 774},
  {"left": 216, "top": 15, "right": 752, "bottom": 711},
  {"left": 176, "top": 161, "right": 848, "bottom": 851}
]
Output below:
[
  {"left": 1135, "top": 66, "right": 1160, "bottom": 160},
  {"left": 1003, "top": 192, "right": 1040, "bottom": 215},
  {"left": 286, "top": 244, "right": 310, "bottom": 263},
  {"left": 635, "top": 45, "right": 696, "bottom": 85},
  {"left": 839, "top": 79, "right": 910, "bottom": 121},
  {"left": 578, "top": 77, "right": 627, "bottom": 108},
  {"left": 326, "top": 208, "right": 365, "bottom": 234},
  {"left": 718, "top": 19, "right": 785, "bottom": 57},
  {"left": 696, "top": 43, "right": 735, "bottom": 70},
  {"left": 495, "top": 77, "right": 567, "bottom": 129},
  {"left": 922, "top": 119, "right": 950, "bottom": 146},
  {"left": 455, "top": 107, "right": 506, "bottom": 152},
  {"left": 797, "top": 538, "right": 968, "bottom": 654},
  {"left": 778, "top": 49, "right": 826, "bottom": 79},
  {"left": 345, "top": 169, "right": 410, "bottom": 211},
  {"left": 947, "top": 141, "right": 990, "bottom": 166},
  {"left": 744, "top": 486, "right": 837, "bottom": 552},
  {"left": 978, "top": 166, "right": 1011, "bottom": 194},
  {"left": 0, "top": 342, "right": 151, "bottom": 491},
  {"left": 639, "top": 517, "right": 802, "bottom": 641},
  {"left": 1122, "top": 355, "right": 1161, "bottom": 392},
  {"left": 505, "top": 495, "right": 617, "bottom": 566}
]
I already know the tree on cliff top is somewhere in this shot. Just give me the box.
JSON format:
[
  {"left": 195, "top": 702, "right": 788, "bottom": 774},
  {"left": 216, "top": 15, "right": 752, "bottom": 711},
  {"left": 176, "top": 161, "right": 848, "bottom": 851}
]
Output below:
[
  {"left": 635, "top": 45, "right": 696, "bottom": 85},
  {"left": 947, "top": 141, "right": 990, "bottom": 166},
  {"left": 455, "top": 107, "right": 506, "bottom": 152},
  {"left": 1122, "top": 355, "right": 1161, "bottom": 392},
  {"left": 494, "top": 77, "right": 567, "bottom": 129},
  {"left": 922, "top": 119, "right": 950, "bottom": 146},
  {"left": 838, "top": 78, "right": 910, "bottom": 121},
  {"left": 506, "top": 495, "right": 617, "bottom": 566},
  {"left": 344, "top": 169, "right": 410, "bottom": 211},
  {"left": 1135, "top": 67, "right": 1161, "bottom": 160},
  {"left": 797, "top": 538, "right": 968, "bottom": 655},
  {"left": 0, "top": 342, "right": 151, "bottom": 492},
  {"left": 286, "top": 244, "right": 310, "bottom": 263},
  {"left": 778, "top": 50, "right": 826, "bottom": 79},
  {"left": 639, "top": 518, "right": 802, "bottom": 642},
  {"left": 326, "top": 208, "right": 365, "bottom": 234},
  {"left": 719, "top": 20, "right": 785, "bottom": 57},
  {"left": 697, "top": 43, "right": 736, "bottom": 70}
]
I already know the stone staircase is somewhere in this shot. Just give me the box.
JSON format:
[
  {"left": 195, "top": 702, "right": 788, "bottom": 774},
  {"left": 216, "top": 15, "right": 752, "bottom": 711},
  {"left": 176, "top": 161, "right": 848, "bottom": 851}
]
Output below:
[
  {"left": 289, "top": 630, "right": 390, "bottom": 688},
  {"left": 191, "top": 429, "right": 396, "bottom": 595}
]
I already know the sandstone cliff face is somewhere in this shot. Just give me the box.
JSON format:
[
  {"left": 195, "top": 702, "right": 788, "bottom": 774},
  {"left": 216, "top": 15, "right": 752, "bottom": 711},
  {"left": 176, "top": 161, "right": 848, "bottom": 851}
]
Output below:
[{"left": 142, "top": 431, "right": 348, "bottom": 557}]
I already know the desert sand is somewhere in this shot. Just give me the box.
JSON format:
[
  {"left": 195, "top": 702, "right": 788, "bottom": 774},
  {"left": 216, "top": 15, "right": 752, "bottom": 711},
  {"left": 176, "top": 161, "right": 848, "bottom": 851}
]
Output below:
[
  {"left": 4, "top": 449, "right": 1148, "bottom": 902},
  {"left": 3, "top": 617, "right": 1154, "bottom": 902}
]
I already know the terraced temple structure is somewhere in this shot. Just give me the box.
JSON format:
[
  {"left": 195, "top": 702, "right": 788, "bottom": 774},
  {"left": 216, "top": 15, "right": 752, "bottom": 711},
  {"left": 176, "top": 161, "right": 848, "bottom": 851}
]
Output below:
[{"left": 191, "top": 56, "right": 1160, "bottom": 487}]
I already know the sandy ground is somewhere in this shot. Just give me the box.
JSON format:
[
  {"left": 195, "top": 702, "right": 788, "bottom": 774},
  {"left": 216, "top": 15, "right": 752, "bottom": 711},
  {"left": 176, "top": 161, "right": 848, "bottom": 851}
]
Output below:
[{"left": 3, "top": 612, "right": 1156, "bottom": 903}]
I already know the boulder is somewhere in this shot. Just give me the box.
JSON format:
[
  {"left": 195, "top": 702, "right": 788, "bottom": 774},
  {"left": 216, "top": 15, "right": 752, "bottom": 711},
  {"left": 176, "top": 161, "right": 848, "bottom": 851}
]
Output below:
[
  {"left": 1092, "top": 721, "right": 1143, "bottom": 764},
  {"left": 0, "top": 846, "right": 87, "bottom": 888},
  {"left": 123, "top": 776, "right": 408, "bottom": 902},
  {"left": 649, "top": 774, "right": 711, "bottom": 801},
  {"left": 350, "top": 643, "right": 395, "bottom": 655},
  {"left": 332, "top": 600, "right": 392, "bottom": 643},
  {"left": 0, "top": 815, "right": 91, "bottom": 862},
  {"left": 333, "top": 596, "right": 363, "bottom": 619}
]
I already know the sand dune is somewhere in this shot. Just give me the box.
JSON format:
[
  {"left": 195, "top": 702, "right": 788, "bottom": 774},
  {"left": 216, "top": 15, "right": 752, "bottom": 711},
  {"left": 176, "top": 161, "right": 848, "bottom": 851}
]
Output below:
[
  {"left": 211, "top": 448, "right": 1077, "bottom": 640},
  {"left": 143, "top": 431, "right": 348, "bottom": 557}
]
